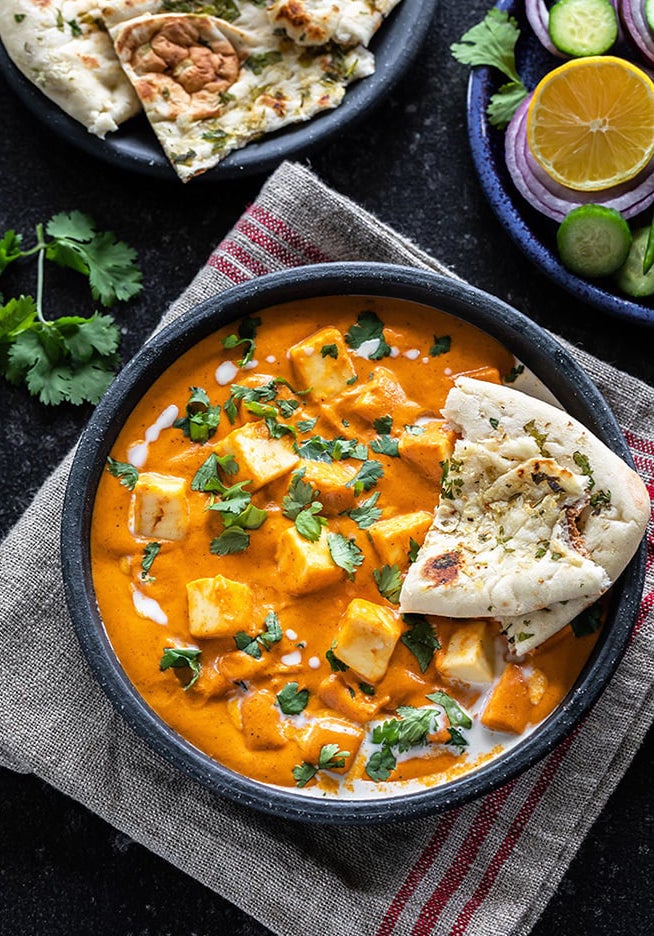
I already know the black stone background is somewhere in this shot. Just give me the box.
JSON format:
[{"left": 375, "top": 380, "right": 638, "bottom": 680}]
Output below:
[{"left": 0, "top": 1, "right": 652, "bottom": 933}]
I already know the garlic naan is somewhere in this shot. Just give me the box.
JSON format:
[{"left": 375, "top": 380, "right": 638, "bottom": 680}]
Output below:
[
  {"left": 267, "top": 0, "right": 403, "bottom": 47},
  {"left": 400, "top": 377, "right": 650, "bottom": 655}
]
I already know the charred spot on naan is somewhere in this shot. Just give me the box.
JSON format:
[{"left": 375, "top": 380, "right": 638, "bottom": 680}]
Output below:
[
  {"left": 422, "top": 550, "right": 462, "bottom": 586},
  {"left": 113, "top": 14, "right": 246, "bottom": 120}
]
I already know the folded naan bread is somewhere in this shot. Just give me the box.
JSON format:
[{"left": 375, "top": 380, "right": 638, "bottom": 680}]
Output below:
[
  {"left": 267, "top": 0, "right": 403, "bottom": 47},
  {"left": 0, "top": 0, "right": 140, "bottom": 137},
  {"left": 400, "top": 377, "right": 650, "bottom": 655},
  {"left": 108, "top": 7, "right": 374, "bottom": 180}
]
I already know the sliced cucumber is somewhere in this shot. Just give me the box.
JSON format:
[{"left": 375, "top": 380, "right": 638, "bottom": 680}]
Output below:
[
  {"left": 646, "top": 0, "right": 654, "bottom": 34},
  {"left": 614, "top": 227, "right": 654, "bottom": 296},
  {"left": 549, "top": 0, "right": 618, "bottom": 56},
  {"left": 557, "top": 205, "right": 632, "bottom": 278}
]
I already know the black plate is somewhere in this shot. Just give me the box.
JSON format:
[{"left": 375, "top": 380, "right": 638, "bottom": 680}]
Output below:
[
  {"left": 467, "top": 0, "right": 654, "bottom": 327},
  {"left": 0, "top": 0, "right": 437, "bottom": 182},
  {"left": 61, "top": 263, "right": 646, "bottom": 824}
]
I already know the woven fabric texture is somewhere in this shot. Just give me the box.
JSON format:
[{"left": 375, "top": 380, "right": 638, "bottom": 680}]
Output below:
[{"left": 0, "top": 162, "right": 652, "bottom": 936}]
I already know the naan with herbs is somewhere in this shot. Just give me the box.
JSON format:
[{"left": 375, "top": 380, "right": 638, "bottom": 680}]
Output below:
[{"left": 400, "top": 377, "right": 650, "bottom": 655}]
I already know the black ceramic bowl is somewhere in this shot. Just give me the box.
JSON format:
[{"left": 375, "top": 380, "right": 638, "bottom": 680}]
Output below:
[{"left": 62, "top": 263, "right": 646, "bottom": 824}]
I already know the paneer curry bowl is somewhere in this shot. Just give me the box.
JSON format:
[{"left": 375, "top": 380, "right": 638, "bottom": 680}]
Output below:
[{"left": 63, "top": 266, "right": 648, "bottom": 822}]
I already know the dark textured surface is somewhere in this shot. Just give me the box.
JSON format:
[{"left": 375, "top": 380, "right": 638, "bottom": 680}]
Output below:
[{"left": 0, "top": 0, "right": 652, "bottom": 933}]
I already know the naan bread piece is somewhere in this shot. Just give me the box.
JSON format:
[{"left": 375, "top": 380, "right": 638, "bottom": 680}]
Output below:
[
  {"left": 0, "top": 0, "right": 140, "bottom": 136},
  {"left": 109, "top": 9, "right": 374, "bottom": 180},
  {"left": 400, "top": 377, "right": 650, "bottom": 655},
  {"left": 266, "top": 0, "right": 404, "bottom": 48}
]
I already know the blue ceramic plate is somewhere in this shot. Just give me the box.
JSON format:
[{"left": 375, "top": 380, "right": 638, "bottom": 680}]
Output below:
[
  {"left": 467, "top": 0, "right": 654, "bottom": 327},
  {"left": 0, "top": 0, "right": 437, "bottom": 183}
]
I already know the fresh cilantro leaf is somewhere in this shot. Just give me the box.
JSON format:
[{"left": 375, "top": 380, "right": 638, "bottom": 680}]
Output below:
[
  {"left": 159, "top": 647, "right": 202, "bottom": 690},
  {"left": 523, "top": 420, "right": 550, "bottom": 456},
  {"left": 174, "top": 386, "right": 221, "bottom": 443},
  {"left": 277, "top": 682, "right": 309, "bottom": 715},
  {"left": 345, "top": 310, "right": 391, "bottom": 359},
  {"left": 365, "top": 743, "right": 396, "bottom": 781},
  {"left": 358, "top": 682, "right": 376, "bottom": 696},
  {"left": 373, "top": 564, "right": 403, "bottom": 604},
  {"left": 140, "top": 542, "right": 161, "bottom": 581},
  {"left": 572, "top": 451, "right": 595, "bottom": 490},
  {"left": 0, "top": 295, "right": 37, "bottom": 341},
  {"left": 106, "top": 456, "right": 139, "bottom": 490},
  {"left": 282, "top": 469, "right": 320, "bottom": 520},
  {"left": 327, "top": 533, "right": 364, "bottom": 578},
  {"left": 229, "top": 503, "right": 267, "bottom": 530},
  {"left": 347, "top": 491, "right": 382, "bottom": 530},
  {"left": 191, "top": 453, "right": 238, "bottom": 492},
  {"left": 210, "top": 527, "right": 250, "bottom": 555},
  {"left": 234, "top": 611, "right": 282, "bottom": 658},
  {"left": 0, "top": 230, "right": 23, "bottom": 274},
  {"left": 276, "top": 398, "right": 300, "bottom": 418},
  {"left": 346, "top": 459, "right": 384, "bottom": 494},
  {"left": 292, "top": 761, "right": 318, "bottom": 787},
  {"left": 295, "top": 502, "right": 326, "bottom": 542},
  {"left": 222, "top": 315, "right": 261, "bottom": 366},
  {"left": 373, "top": 708, "right": 434, "bottom": 753},
  {"left": 373, "top": 415, "right": 393, "bottom": 435},
  {"left": 296, "top": 417, "right": 318, "bottom": 433},
  {"left": 321, "top": 343, "right": 339, "bottom": 358},
  {"left": 451, "top": 10, "right": 527, "bottom": 128},
  {"left": 234, "top": 630, "right": 263, "bottom": 659},
  {"left": 326, "top": 647, "right": 348, "bottom": 672},
  {"left": 589, "top": 489, "right": 611, "bottom": 513},
  {"left": 489, "top": 417, "right": 500, "bottom": 431},
  {"left": 429, "top": 335, "right": 451, "bottom": 356},
  {"left": 331, "top": 438, "right": 368, "bottom": 461},
  {"left": 46, "top": 212, "right": 142, "bottom": 307},
  {"left": 318, "top": 743, "right": 349, "bottom": 770},
  {"left": 426, "top": 691, "right": 473, "bottom": 729},
  {"left": 447, "top": 727, "right": 469, "bottom": 750},
  {"left": 206, "top": 483, "right": 252, "bottom": 515},
  {"left": 407, "top": 538, "right": 420, "bottom": 564},
  {"left": 400, "top": 613, "right": 440, "bottom": 673},
  {"left": 571, "top": 604, "right": 603, "bottom": 637},
  {"left": 370, "top": 435, "right": 400, "bottom": 457}
]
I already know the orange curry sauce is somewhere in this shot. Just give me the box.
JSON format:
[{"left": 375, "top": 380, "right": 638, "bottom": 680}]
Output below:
[{"left": 91, "top": 297, "right": 600, "bottom": 796}]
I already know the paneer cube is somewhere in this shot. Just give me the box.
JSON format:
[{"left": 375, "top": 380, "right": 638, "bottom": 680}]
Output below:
[
  {"left": 186, "top": 574, "right": 255, "bottom": 639},
  {"left": 240, "top": 690, "right": 287, "bottom": 750},
  {"left": 132, "top": 471, "right": 188, "bottom": 541},
  {"left": 299, "top": 459, "right": 358, "bottom": 515},
  {"left": 481, "top": 663, "right": 531, "bottom": 734},
  {"left": 333, "top": 598, "right": 402, "bottom": 683},
  {"left": 350, "top": 367, "right": 422, "bottom": 427},
  {"left": 215, "top": 420, "right": 299, "bottom": 491},
  {"left": 438, "top": 620, "right": 495, "bottom": 684},
  {"left": 368, "top": 511, "right": 433, "bottom": 569},
  {"left": 299, "top": 717, "right": 364, "bottom": 771},
  {"left": 277, "top": 526, "right": 343, "bottom": 595},
  {"left": 397, "top": 421, "right": 456, "bottom": 484},
  {"left": 317, "top": 674, "right": 385, "bottom": 724},
  {"left": 288, "top": 326, "right": 357, "bottom": 400}
]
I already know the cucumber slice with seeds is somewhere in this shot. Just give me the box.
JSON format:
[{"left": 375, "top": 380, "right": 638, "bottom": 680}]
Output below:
[
  {"left": 549, "top": 0, "right": 618, "bottom": 56},
  {"left": 557, "top": 205, "right": 632, "bottom": 277},
  {"left": 614, "top": 227, "right": 654, "bottom": 297}
]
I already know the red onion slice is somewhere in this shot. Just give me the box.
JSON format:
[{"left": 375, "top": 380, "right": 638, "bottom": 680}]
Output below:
[
  {"left": 618, "top": 0, "right": 654, "bottom": 64},
  {"left": 504, "top": 95, "right": 654, "bottom": 221}
]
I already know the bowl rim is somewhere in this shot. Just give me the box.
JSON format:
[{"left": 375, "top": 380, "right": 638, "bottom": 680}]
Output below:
[{"left": 61, "top": 262, "right": 647, "bottom": 824}]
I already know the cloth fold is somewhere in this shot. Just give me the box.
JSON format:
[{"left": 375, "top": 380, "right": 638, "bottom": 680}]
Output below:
[{"left": 0, "top": 162, "right": 652, "bottom": 936}]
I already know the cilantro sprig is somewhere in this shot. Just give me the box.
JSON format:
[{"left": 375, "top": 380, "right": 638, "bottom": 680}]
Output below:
[
  {"left": 0, "top": 212, "right": 142, "bottom": 405},
  {"left": 292, "top": 743, "right": 350, "bottom": 788},
  {"left": 222, "top": 315, "right": 261, "bottom": 367},
  {"left": 234, "top": 611, "right": 282, "bottom": 659},
  {"left": 451, "top": 9, "right": 528, "bottom": 129},
  {"left": 159, "top": 646, "right": 202, "bottom": 691},
  {"left": 345, "top": 310, "right": 391, "bottom": 359}
]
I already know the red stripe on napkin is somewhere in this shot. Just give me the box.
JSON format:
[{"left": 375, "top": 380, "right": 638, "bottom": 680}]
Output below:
[
  {"left": 447, "top": 734, "right": 574, "bottom": 936},
  {"left": 410, "top": 783, "right": 517, "bottom": 936},
  {"left": 207, "top": 252, "right": 250, "bottom": 284},
  {"left": 249, "top": 204, "right": 331, "bottom": 264},
  {"left": 235, "top": 216, "right": 315, "bottom": 269},
  {"left": 375, "top": 809, "right": 461, "bottom": 936},
  {"left": 218, "top": 238, "right": 273, "bottom": 279}
]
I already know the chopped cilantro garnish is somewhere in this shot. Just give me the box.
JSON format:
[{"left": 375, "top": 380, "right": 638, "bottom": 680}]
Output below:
[
  {"left": 401, "top": 613, "right": 440, "bottom": 673},
  {"left": 159, "top": 647, "right": 201, "bottom": 691},
  {"left": 245, "top": 50, "right": 283, "bottom": 74},
  {"left": 407, "top": 538, "right": 421, "bottom": 564},
  {"left": 222, "top": 316, "right": 261, "bottom": 366},
  {"left": 210, "top": 526, "right": 250, "bottom": 556},
  {"left": 140, "top": 542, "right": 161, "bottom": 582},
  {"left": 426, "top": 691, "right": 472, "bottom": 730},
  {"left": 345, "top": 310, "right": 391, "bottom": 359},
  {"left": 320, "top": 343, "right": 339, "bottom": 359},
  {"left": 326, "top": 647, "right": 348, "bottom": 672},
  {"left": 234, "top": 611, "right": 282, "bottom": 659},
  {"left": 489, "top": 417, "right": 500, "bottom": 430},
  {"left": 346, "top": 459, "right": 384, "bottom": 495},
  {"left": 282, "top": 469, "right": 319, "bottom": 520},
  {"left": 174, "top": 386, "right": 221, "bottom": 444},
  {"left": 106, "top": 456, "right": 139, "bottom": 490},
  {"left": 327, "top": 532, "right": 364, "bottom": 578},
  {"left": 571, "top": 604, "right": 603, "bottom": 637},
  {"left": 373, "top": 564, "right": 403, "bottom": 604},
  {"left": 365, "top": 744, "right": 397, "bottom": 781},
  {"left": 347, "top": 491, "right": 382, "bottom": 530},
  {"left": 293, "top": 743, "right": 349, "bottom": 787},
  {"left": 429, "top": 335, "right": 451, "bottom": 356},
  {"left": 277, "top": 682, "right": 309, "bottom": 715},
  {"left": 295, "top": 502, "right": 327, "bottom": 542},
  {"left": 504, "top": 363, "right": 525, "bottom": 383},
  {"left": 524, "top": 420, "right": 550, "bottom": 456},
  {"left": 370, "top": 435, "right": 400, "bottom": 457},
  {"left": 373, "top": 415, "right": 393, "bottom": 435}
]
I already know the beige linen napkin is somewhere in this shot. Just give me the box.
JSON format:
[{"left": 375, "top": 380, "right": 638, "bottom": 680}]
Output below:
[{"left": 0, "top": 162, "right": 652, "bottom": 936}]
